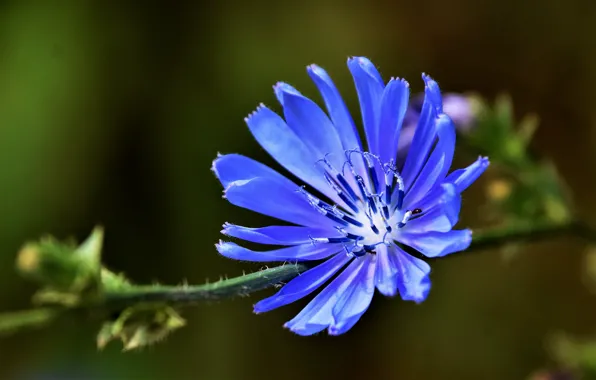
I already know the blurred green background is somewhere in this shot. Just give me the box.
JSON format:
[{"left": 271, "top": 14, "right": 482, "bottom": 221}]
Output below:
[{"left": 1, "top": 0, "right": 596, "bottom": 379}]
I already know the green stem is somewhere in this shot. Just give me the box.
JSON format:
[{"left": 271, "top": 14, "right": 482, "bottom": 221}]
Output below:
[
  {"left": 0, "top": 308, "right": 62, "bottom": 335},
  {"left": 103, "top": 262, "right": 310, "bottom": 309},
  {"left": 1, "top": 220, "right": 595, "bottom": 336},
  {"left": 100, "top": 219, "right": 594, "bottom": 309}
]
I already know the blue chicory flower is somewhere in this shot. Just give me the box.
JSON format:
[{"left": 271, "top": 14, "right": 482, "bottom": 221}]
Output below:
[{"left": 213, "top": 57, "right": 489, "bottom": 336}]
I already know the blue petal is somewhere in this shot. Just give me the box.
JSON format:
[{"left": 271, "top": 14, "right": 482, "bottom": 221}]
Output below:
[
  {"left": 284, "top": 257, "right": 370, "bottom": 336},
  {"left": 329, "top": 256, "right": 375, "bottom": 335},
  {"left": 307, "top": 64, "right": 368, "bottom": 179},
  {"left": 212, "top": 153, "right": 281, "bottom": 189},
  {"left": 244, "top": 105, "right": 343, "bottom": 205},
  {"left": 377, "top": 78, "right": 410, "bottom": 165},
  {"left": 399, "top": 229, "right": 472, "bottom": 258},
  {"left": 403, "top": 114, "right": 456, "bottom": 208},
  {"left": 404, "top": 183, "right": 461, "bottom": 233},
  {"left": 374, "top": 244, "right": 399, "bottom": 296},
  {"left": 347, "top": 57, "right": 385, "bottom": 156},
  {"left": 396, "top": 125, "right": 416, "bottom": 165},
  {"left": 216, "top": 241, "right": 343, "bottom": 262},
  {"left": 273, "top": 81, "right": 301, "bottom": 104},
  {"left": 213, "top": 154, "right": 332, "bottom": 227},
  {"left": 393, "top": 247, "right": 431, "bottom": 303},
  {"left": 401, "top": 75, "right": 442, "bottom": 190},
  {"left": 422, "top": 73, "right": 443, "bottom": 114},
  {"left": 222, "top": 223, "right": 340, "bottom": 245},
  {"left": 274, "top": 82, "right": 346, "bottom": 171},
  {"left": 445, "top": 156, "right": 490, "bottom": 192},
  {"left": 307, "top": 64, "right": 362, "bottom": 153},
  {"left": 254, "top": 253, "right": 351, "bottom": 313}
]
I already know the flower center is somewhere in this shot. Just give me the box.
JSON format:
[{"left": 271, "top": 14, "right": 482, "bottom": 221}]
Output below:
[{"left": 298, "top": 151, "right": 423, "bottom": 257}]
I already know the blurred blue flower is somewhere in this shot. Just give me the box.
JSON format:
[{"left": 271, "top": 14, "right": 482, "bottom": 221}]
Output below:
[
  {"left": 405, "top": 93, "right": 476, "bottom": 130},
  {"left": 213, "top": 57, "right": 488, "bottom": 336},
  {"left": 398, "top": 93, "right": 476, "bottom": 161}
]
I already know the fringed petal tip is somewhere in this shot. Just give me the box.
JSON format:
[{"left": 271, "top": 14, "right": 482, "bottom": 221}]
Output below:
[
  {"left": 211, "top": 152, "right": 224, "bottom": 177},
  {"left": 386, "top": 76, "right": 410, "bottom": 88},
  {"left": 283, "top": 321, "right": 337, "bottom": 337},
  {"left": 306, "top": 63, "right": 327, "bottom": 77},
  {"left": 376, "top": 283, "right": 398, "bottom": 297},
  {"left": 328, "top": 324, "right": 349, "bottom": 336},
  {"left": 243, "top": 103, "right": 268, "bottom": 123},
  {"left": 220, "top": 222, "right": 233, "bottom": 236},
  {"left": 252, "top": 302, "right": 267, "bottom": 315},
  {"left": 215, "top": 240, "right": 229, "bottom": 254},
  {"left": 283, "top": 322, "right": 313, "bottom": 336},
  {"left": 400, "top": 279, "right": 431, "bottom": 304},
  {"left": 347, "top": 56, "right": 384, "bottom": 83},
  {"left": 273, "top": 82, "right": 301, "bottom": 105},
  {"left": 210, "top": 152, "right": 229, "bottom": 181},
  {"left": 282, "top": 321, "right": 359, "bottom": 337},
  {"left": 421, "top": 73, "right": 443, "bottom": 113},
  {"left": 445, "top": 156, "right": 490, "bottom": 193},
  {"left": 216, "top": 241, "right": 254, "bottom": 262}
]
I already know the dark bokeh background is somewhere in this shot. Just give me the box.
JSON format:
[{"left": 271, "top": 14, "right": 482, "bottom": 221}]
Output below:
[{"left": 1, "top": 1, "right": 596, "bottom": 379}]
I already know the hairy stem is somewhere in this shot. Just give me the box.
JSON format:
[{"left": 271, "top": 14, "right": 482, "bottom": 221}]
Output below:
[
  {"left": 1, "top": 220, "right": 594, "bottom": 335},
  {"left": 102, "top": 220, "right": 594, "bottom": 308},
  {"left": 102, "top": 262, "right": 310, "bottom": 309}
]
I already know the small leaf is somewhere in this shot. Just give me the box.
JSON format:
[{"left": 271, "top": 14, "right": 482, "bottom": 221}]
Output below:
[
  {"left": 97, "top": 304, "right": 186, "bottom": 351},
  {"left": 15, "top": 227, "right": 107, "bottom": 306},
  {"left": 75, "top": 226, "right": 103, "bottom": 268}
]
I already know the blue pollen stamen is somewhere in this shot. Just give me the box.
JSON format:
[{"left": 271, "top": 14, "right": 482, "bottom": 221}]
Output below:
[
  {"left": 304, "top": 150, "right": 420, "bottom": 253},
  {"left": 334, "top": 227, "right": 364, "bottom": 241},
  {"left": 297, "top": 187, "right": 350, "bottom": 226},
  {"left": 363, "top": 240, "right": 388, "bottom": 253},
  {"left": 346, "top": 232, "right": 364, "bottom": 240},
  {"left": 323, "top": 173, "right": 359, "bottom": 213},
  {"left": 319, "top": 161, "right": 360, "bottom": 203},
  {"left": 384, "top": 165, "right": 405, "bottom": 211},
  {"left": 343, "top": 155, "right": 369, "bottom": 201},
  {"left": 381, "top": 204, "right": 391, "bottom": 230},
  {"left": 368, "top": 196, "right": 378, "bottom": 214},
  {"left": 396, "top": 189, "right": 405, "bottom": 210},
  {"left": 383, "top": 161, "right": 397, "bottom": 205},
  {"left": 353, "top": 173, "right": 369, "bottom": 201},
  {"left": 337, "top": 192, "right": 359, "bottom": 214},
  {"left": 325, "top": 212, "right": 350, "bottom": 226},
  {"left": 370, "top": 224, "right": 380, "bottom": 234},
  {"left": 367, "top": 196, "right": 378, "bottom": 214},
  {"left": 397, "top": 210, "right": 413, "bottom": 228},
  {"left": 326, "top": 237, "right": 354, "bottom": 243},
  {"left": 382, "top": 204, "right": 390, "bottom": 219},
  {"left": 337, "top": 175, "right": 359, "bottom": 202},
  {"left": 363, "top": 155, "right": 380, "bottom": 194},
  {"left": 364, "top": 152, "right": 385, "bottom": 193},
  {"left": 328, "top": 206, "right": 365, "bottom": 228},
  {"left": 347, "top": 149, "right": 382, "bottom": 195},
  {"left": 385, "top": 184, "right": 392, "bottom": 205},
  {"left": 355, "top": 174, "right": 377, "bottom": 214},
  {"left": 368, "top": 166, "right": 380, "bottom": 194},
  {"left": 343, "top": 214, "right": 364, "bottom": 227}
]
